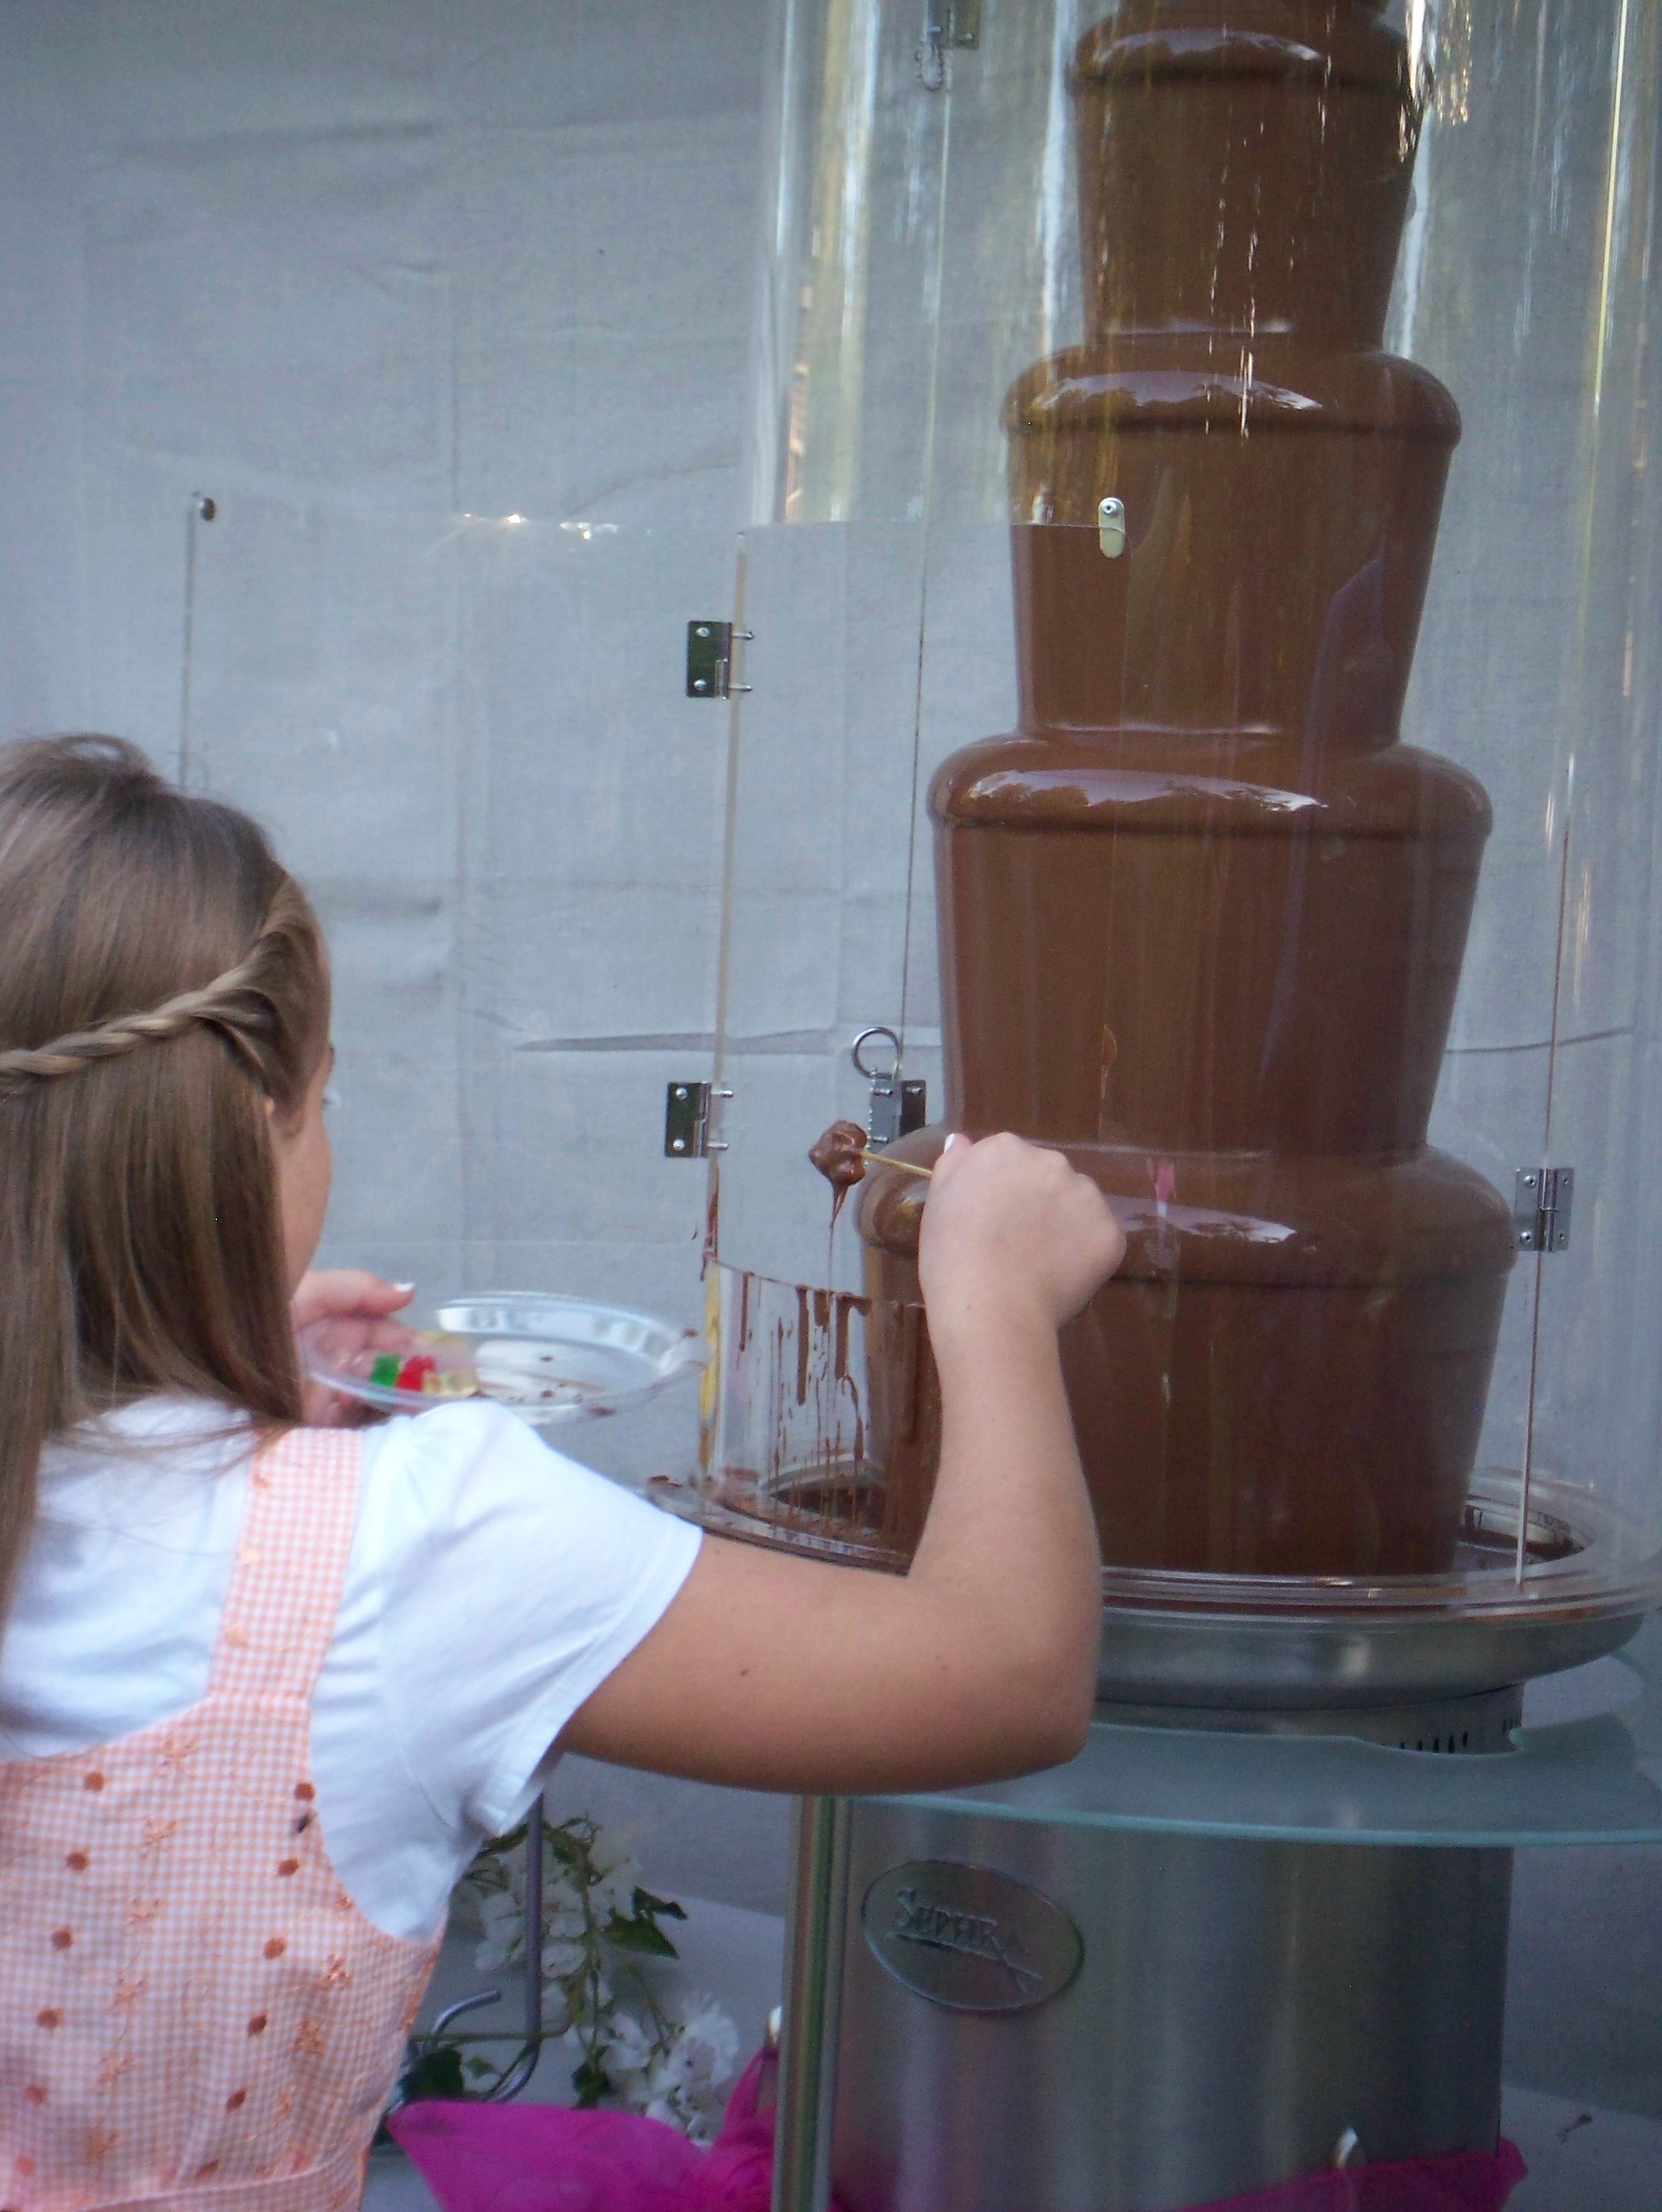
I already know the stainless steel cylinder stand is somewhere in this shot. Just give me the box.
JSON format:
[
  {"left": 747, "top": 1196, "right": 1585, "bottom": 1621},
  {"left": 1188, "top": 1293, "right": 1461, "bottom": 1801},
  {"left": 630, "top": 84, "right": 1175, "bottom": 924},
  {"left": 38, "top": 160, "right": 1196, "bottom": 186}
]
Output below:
[{"left": 768, "top": 1603, "right": 1661, "bottom": 2212}]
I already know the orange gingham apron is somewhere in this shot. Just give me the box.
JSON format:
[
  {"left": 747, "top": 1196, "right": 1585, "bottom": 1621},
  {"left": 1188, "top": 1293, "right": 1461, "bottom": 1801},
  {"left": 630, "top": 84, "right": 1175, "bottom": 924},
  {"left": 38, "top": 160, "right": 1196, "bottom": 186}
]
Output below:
[{"left": 0, "top": 1429, "right": 442, "bottom": 2212}]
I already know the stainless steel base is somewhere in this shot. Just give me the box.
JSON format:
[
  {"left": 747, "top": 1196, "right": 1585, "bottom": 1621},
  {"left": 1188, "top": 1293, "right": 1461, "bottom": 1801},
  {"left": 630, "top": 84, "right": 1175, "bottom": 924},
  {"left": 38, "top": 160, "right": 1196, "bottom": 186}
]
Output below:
[
  {"left": 833, "top": 1795, "right": 1513, "bottom": 2212},
  {"left": 1097, "top": 1598, "right": 1645, "bottom": 1712},
  {"left": 1097, "top": 1681, "right": 1525, "bottom": 1752}
]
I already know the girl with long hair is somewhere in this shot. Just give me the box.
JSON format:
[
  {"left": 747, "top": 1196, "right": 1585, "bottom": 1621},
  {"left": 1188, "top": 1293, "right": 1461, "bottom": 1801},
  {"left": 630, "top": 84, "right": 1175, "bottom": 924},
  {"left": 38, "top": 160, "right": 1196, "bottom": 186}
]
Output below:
[{"left": 0, "top": 733, "right": 1122, "bottom": 2207}]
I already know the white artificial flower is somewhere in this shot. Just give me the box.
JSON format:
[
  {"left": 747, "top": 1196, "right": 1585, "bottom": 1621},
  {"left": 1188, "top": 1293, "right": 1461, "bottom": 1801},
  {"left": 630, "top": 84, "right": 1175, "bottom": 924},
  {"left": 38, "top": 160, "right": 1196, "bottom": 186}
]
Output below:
[
  {"left": 669, "top": 1995, "right": 740, "bottom": 2086},
  {"left": 473, "top": 1888, "right": 524, "bottom": 1971},
  {"left": 540, "top": 1936, "right": 588, "bottom": 1980},
  {"left": 586, "top": 1829, "right": 643, "bottom": 1924},
  {"left": 542, "top": 1896, "right": 586, "bottom": 1943},
  {"left": 623, "top": 1996, "right": 740, "bottom": 2142},
  {"left": 600, "top": 2007, "right": 654, "bottom": 2088},
  {"left": 590, "top": 1867, "right": 639, "bottom": 1923},
  {"left": 588, "top": 1825, "right": 638, "bottom": 1875},
  {"left": 542, "top": 1879, "right": 586, "bottom": 1931}
]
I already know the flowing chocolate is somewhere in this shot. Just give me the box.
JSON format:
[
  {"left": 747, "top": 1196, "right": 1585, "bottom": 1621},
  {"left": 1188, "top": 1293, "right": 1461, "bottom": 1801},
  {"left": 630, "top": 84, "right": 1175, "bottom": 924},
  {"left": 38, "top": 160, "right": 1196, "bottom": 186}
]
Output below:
[
  {"left": 809, "top": 1118, "right": 871, "bottom": 1235},
  {"left": 854, "top": 0, "right": 1514, "bottom": 1579},
  {"left": 809, "top": 1118, "right": 869, "bottom": 1195}
]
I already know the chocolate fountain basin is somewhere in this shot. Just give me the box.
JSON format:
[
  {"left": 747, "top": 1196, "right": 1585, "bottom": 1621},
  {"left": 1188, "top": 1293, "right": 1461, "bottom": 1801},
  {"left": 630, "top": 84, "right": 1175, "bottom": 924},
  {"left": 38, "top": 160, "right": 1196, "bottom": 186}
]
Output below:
[{"left": 1094, "top": 1468, "right": 1656, "bottom": 1714}]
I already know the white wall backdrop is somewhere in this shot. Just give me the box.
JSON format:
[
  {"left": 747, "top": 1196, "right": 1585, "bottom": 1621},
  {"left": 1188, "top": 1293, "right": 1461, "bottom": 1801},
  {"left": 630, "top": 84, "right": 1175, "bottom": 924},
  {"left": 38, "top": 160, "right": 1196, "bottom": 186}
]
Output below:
[{"left": 0, "top": 0, "right": 766, "bottom": 1459}]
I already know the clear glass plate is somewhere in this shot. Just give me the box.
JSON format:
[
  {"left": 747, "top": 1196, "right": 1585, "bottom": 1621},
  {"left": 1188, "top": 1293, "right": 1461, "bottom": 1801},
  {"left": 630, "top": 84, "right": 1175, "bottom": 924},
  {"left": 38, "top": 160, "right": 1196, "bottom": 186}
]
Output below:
[{"left": 303, "top": 1291, "right": 705, "bottom": 1428}]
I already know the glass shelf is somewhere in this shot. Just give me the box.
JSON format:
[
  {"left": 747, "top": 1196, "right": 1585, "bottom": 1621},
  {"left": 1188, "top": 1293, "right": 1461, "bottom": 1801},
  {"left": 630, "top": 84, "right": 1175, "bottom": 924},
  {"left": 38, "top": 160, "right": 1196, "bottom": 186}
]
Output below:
[{"left": 865, "top": 1618, "right": 1662, "bottom": 1850}]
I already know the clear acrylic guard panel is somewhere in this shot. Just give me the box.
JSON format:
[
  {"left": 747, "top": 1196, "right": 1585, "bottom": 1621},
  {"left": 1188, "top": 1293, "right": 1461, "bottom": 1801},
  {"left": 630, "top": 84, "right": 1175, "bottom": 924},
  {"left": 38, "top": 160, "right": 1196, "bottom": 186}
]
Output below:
[
  {"left": 697, "top": 0, "right": 1662, "bottom": 1612},
  {"left": 183, "top": 494, "right": 734, "bottom": 1486}
]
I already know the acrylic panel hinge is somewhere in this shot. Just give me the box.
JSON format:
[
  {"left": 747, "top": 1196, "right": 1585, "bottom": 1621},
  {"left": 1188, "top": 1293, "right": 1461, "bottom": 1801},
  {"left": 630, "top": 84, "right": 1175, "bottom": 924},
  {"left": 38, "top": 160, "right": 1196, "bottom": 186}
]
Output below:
[
  {"left": 665, "top": 1082, "right": 730, "bottom": 1158},
  {"left": 1514, "top": 1166, "right": 1574, "bottom": 1252},
  {"left": 918, "top": 0, "right": 979, "bottom": 88},
  {"left": 686, "top": 620, "right": 752, "bottom": 699}
]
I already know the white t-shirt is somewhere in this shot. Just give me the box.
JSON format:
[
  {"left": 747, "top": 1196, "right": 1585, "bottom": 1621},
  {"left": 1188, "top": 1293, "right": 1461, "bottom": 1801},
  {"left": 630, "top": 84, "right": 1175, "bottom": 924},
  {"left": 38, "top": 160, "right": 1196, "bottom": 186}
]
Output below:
[{"left": 0, "top": 1398, "right": 702, "bottom": 1943}]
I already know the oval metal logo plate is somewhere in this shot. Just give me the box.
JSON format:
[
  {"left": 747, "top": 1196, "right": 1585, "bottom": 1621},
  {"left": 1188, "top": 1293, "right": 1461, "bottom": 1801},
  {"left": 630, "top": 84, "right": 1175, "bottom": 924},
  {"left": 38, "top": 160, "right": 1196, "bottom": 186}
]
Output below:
[{"left": 861, "top": 1860, "right": 1083, "bottom": 2015}]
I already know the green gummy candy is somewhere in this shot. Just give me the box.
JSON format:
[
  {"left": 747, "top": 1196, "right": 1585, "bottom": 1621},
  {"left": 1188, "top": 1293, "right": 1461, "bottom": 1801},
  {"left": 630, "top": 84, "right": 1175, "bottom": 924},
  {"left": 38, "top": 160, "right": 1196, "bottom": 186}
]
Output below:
[{"left": 369, "top": 1352, "right": 403, "bottom": 1388}]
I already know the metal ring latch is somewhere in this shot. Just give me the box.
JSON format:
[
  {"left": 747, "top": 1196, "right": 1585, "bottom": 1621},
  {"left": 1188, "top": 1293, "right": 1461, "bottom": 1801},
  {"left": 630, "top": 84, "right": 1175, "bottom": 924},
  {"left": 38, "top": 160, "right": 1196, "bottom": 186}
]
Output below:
[
  {"left": 854, "top": 1026, "right": 926, "bottom": 1148},
  {"left": 851, "top": 1026, "right": 903, "bottom": 1082}
]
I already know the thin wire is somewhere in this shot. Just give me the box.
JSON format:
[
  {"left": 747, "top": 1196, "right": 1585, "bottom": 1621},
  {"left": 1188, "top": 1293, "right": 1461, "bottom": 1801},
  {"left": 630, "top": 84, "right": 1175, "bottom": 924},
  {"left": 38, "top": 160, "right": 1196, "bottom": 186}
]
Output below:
[
  {"left": 178, "top": 500, "right": 204, "bottom": 787},
  {"left": 894, "top": 59, "right": 958, "bottom": 1059}
]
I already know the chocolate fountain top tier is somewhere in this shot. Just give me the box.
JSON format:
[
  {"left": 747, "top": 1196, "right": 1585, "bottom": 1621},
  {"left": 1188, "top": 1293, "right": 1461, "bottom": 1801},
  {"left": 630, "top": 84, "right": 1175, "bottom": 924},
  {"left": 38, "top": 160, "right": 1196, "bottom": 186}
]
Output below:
[
  {"left": 1002, "top": 2, "right": 1453, "bottom": 737},
  {"left": 1072, "top": 0, "right": 1423, "bottom": 347}
]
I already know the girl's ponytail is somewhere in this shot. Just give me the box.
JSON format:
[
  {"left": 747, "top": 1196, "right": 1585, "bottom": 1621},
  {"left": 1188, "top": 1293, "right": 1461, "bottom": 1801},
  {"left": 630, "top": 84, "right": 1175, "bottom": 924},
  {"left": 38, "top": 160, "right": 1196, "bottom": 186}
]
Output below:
[{"left": 0, "top": 737, "right": 330, "bottom": 1623}]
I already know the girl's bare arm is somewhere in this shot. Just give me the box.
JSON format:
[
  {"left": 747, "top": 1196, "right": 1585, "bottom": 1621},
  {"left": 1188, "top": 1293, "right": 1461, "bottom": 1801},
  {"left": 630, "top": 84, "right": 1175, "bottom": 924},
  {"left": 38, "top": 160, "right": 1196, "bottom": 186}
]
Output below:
[{"left": 560, "top": 1134, "right": 1123, "bottom": 1794}]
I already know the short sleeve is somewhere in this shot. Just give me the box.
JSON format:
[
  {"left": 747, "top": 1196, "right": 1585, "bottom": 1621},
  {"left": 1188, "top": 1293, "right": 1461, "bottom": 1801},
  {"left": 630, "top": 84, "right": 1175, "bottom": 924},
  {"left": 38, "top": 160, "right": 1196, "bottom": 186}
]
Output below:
[{"left": 352, "top": 1401, "right": 702, "bottom": 1841}]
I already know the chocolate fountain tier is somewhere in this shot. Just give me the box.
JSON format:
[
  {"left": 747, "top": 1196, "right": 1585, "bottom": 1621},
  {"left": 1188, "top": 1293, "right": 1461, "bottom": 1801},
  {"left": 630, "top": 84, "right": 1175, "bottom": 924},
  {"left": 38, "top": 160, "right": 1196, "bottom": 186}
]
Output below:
[
  {"left": 933, "top": 731, "right": 1489, "bottom": 1154},
  {"left": 1072, "top": 0, "right": 1420, "bottom": 346},
  {"left": 1006, "top": 343, "right": 1459, "bottom": 742},
  {"left": 859, "top": 1134, "right": 1514, "bottom": 1577}
]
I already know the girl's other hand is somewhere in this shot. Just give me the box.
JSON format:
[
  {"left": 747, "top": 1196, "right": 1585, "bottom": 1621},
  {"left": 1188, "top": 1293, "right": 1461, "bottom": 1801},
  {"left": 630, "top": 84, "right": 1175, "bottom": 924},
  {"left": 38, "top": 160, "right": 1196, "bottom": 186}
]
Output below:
[
  {"left": 919, "top": 1132, "right": 1125, "bottom": 1352},
  {"left": 291, "top": 1269, "right": 418, "bottom": 1427}
]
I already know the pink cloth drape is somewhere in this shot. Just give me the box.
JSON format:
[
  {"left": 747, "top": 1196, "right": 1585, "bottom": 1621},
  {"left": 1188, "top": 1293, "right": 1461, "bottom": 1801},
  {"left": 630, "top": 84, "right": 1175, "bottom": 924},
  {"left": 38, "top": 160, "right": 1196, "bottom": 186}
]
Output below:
[{"left": 391, "top": 2057, "right": 1525, "bottom": 2212}]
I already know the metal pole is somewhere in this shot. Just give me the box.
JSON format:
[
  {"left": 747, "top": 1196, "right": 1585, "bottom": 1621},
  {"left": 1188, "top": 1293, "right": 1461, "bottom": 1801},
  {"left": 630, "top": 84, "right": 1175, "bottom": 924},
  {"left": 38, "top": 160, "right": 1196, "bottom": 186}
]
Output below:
[
  {"left": 484, "top": 1790, "right": 545, "bottom": 2103},
  {"left": 772, "top": 1795, "right": 851, "bottom": 2212},
  {"left": 523, "top": 1791, "right": 544, "bottom": 2042}
]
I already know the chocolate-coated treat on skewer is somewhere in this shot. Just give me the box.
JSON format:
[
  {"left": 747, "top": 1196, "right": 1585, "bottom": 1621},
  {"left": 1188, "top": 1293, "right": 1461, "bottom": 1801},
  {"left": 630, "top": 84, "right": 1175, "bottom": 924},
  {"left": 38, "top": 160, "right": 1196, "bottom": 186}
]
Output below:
[
  {"left": 808, "top": 1118, "right": 869, "bottom": 1196},
  {"left": 810, "top": 1121, "right": 936, "bottom": 1192}
]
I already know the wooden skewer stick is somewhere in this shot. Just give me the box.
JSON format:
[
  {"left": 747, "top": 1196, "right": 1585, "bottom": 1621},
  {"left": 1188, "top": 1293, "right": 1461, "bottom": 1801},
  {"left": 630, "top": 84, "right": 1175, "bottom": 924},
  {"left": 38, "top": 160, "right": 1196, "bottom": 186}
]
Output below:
[{"left": 860, "top": 1149, "right": 933, "bottom": 1180}]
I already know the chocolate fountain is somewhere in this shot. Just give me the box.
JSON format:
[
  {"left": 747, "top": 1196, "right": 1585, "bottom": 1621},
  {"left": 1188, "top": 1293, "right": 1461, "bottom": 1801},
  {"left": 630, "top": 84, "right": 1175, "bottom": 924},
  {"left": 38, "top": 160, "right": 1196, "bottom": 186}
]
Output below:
[
  {"left": 858, "top": 0, "right": 1516, "bottom": 1580},
  {"left": 667, "top": 2, "right": 1662, "bottom": 2207}
]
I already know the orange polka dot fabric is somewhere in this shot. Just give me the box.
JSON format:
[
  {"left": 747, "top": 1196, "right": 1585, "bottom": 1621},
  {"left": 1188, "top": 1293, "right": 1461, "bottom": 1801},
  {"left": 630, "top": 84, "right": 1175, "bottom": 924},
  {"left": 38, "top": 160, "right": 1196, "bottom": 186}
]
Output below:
[{"left": 0, "top": 1429, "right": 441, "bottom": 2210}]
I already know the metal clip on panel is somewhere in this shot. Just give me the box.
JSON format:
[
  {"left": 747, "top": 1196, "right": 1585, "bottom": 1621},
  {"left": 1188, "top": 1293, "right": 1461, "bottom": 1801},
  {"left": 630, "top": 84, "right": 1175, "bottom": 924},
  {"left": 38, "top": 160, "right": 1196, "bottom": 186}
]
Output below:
[
  {"left": 1514, "top": 1166, "right": 1574, "bottom": 1252},
  {"left": 852, "top": 1027, "right": 926, "bottom": 1148},
  {"left": 918, "top": 0, "right": 979, "bottom": 90},
  {"left": 665, "top": 1082, "right": 732, "bottom": 1158},
  {"left": 687, "top": 619, "right": 753, "bottom": 699}
]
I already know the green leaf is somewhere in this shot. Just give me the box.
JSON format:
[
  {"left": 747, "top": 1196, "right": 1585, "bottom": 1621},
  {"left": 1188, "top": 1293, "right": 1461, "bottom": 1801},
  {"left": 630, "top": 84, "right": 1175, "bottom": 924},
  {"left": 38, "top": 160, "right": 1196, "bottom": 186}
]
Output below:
[
  {"left": 633, "top": 1889, "right": 687, "bottom": 1921},
  {"left": 398, "top": 2045, "right": 468, "bottom": 2103},
  {"left": 465, "top": 2057, "right": 496, "bottom": 2080},
  {"left": 571, "top": 2053, "right": 611, "bottom": 2107},
  {"left": 605, "top": 1912, "right": 679, "bottom": 1958}
]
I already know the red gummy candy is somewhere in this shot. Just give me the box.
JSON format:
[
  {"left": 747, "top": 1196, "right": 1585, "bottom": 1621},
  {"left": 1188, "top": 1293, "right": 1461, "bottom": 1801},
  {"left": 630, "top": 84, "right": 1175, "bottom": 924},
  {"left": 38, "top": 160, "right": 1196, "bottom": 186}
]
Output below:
[{"left": 394, "top": 1354, "right": 437, "bottom": 1393}]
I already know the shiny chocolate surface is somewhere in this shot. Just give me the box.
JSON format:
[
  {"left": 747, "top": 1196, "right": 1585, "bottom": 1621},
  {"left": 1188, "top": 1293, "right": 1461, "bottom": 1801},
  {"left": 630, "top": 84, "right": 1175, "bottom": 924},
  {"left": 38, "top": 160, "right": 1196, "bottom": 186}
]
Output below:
[{"left": 853, "top": 0, "right": 1512, "bottom": 1578}]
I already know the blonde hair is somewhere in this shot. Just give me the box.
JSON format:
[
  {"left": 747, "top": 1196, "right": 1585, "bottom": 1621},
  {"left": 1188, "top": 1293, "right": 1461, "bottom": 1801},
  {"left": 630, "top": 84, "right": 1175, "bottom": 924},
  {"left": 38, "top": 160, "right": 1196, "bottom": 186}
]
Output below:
[{"left": 0, "top": 735, "right": 330, "bottom": 1620}]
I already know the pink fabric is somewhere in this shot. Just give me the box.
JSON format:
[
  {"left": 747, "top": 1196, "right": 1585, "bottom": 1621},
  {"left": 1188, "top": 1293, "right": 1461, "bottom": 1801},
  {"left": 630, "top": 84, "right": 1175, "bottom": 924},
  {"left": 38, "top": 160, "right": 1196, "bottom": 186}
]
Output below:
[
  {"left": 391, "top": 2058, "right": 1521, "bottom": 2212},
  {"left": 1193, "top": 2141, "right": 1527, "bottom": 2211},
  {"left": 391, "top": 2052, "right": 848, "bottom": 2212},
  {"left": 0, "top": 1429, "right": 441, "bottom": 2212}
]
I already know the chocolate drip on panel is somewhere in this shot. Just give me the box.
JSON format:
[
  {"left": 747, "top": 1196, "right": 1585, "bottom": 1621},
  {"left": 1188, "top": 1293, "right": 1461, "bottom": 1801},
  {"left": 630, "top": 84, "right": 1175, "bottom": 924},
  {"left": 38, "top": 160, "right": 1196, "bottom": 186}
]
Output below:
[{"left": 858, "top": 0, "right": 1516, "bottom": 1578}]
